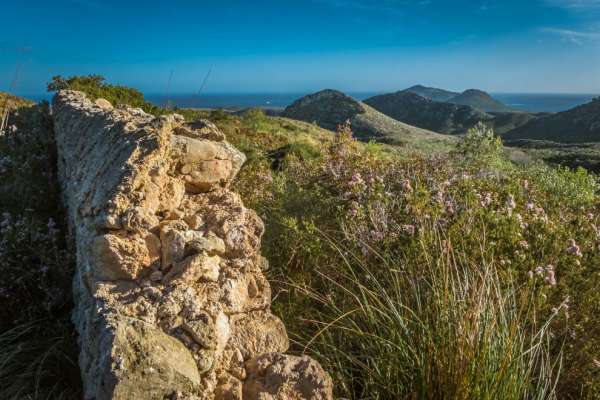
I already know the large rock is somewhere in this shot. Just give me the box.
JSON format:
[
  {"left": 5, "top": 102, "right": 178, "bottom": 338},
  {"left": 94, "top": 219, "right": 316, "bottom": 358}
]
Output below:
[
  {"left": 52, "top": 91, "right": 331, "bottom": 399},
  {"left": 244, "top": 353, "right": 333, "bottom": 400}
]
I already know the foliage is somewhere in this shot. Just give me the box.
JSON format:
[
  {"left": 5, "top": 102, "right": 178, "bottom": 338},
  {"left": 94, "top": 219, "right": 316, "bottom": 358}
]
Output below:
[
  {"left": 225, "top": 118, "right": 600, "bottom": 399},
  {"left": 0, "top": 102, "right": 81, "bottom": 398},
  {"left": 47, "top": 75, "right": 163, "bottom": 116},
  {"left": 454, "top": 122, "right": 504, "bottom": 167}
]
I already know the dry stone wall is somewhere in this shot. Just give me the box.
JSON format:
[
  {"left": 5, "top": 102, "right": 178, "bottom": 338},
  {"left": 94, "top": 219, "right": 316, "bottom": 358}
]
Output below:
[{"left": 52, "top": 91, "right": 332, "bottom": 400}]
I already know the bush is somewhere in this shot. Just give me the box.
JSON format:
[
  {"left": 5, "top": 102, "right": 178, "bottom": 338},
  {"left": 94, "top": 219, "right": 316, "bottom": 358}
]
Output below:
[
  {"left": 230, "top": 122, "right": 600, "bottom": 399},
  {"left": 47, "top": 75, "right": 163, "bottom": 116}
]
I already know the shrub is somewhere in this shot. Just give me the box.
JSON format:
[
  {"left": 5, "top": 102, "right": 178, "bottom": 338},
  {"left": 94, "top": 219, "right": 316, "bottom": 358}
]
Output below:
[
  {"left": 47, "top": 75, "right": 163, "bottom": 116},
  {"left": 229, "top": 122, "right": 600, "bottom": 399},
  {"left": 454, "top": 122, "right": 504, "bottom": 167}
]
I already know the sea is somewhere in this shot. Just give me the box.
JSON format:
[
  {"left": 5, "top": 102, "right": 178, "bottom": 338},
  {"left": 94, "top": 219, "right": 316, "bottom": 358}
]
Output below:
[
  {"left": 28, "top": 92, "right": 598, "bottom": 113},
  {"left": 145, "top": 92, "right": 598, "bottom": 113}
]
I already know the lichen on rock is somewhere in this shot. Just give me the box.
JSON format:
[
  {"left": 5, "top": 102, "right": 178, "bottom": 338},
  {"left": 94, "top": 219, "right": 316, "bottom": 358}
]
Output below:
[{"left": 52, "top": 91, "right": 331, "bottom": 399}]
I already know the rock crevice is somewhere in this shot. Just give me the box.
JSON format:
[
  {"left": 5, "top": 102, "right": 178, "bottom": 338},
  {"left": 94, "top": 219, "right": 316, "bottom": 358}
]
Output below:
[{"left": 52, "top": 91, "right": 332, "bottom": 400}]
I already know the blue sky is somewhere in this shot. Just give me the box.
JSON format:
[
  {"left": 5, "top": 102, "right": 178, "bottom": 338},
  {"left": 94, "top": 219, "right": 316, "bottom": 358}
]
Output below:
[{"left": 2, "top": 0, "right": 600, "bottom": 95}]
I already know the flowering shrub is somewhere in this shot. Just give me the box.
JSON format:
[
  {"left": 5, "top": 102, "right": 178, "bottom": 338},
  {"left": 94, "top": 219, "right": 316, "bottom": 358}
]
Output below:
[{"left": 229, "top": 120, "right": 600, "bottom": 399}]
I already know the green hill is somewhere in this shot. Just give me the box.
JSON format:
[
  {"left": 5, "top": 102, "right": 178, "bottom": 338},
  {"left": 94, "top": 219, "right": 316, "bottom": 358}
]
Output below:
[
  {"left": 364, "top": 90, "right": 493, "bottom": 134},
  {"left": 282, "top": 89, "right": 456, "bottom": 151},
  {"left": 403, "top": 84, "right": 459, "bottom": 102},
  {"left": 505, "top": 97, "right": 600, "bottom": 143}
]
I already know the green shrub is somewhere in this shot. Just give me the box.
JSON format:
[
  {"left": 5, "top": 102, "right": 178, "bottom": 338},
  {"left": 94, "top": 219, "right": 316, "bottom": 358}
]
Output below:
[
  {"left": 47, "top": 75, "right": 163, "bottom": 116},
  {"left": 454, "top": 122, "right": 504, "bottom": 167}
]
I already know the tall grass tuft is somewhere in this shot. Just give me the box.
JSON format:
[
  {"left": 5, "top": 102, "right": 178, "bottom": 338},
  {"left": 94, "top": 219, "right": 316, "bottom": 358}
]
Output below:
[
  {"left": 294, "top": 230, "right": 563, "bottom": 400},
  {"left": 0, "top": 321, "right": 81, "bottom": 400}
]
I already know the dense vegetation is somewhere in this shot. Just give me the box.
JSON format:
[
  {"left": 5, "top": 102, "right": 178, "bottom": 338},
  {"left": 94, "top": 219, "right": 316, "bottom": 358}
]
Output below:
[
  {"left": 224, "top": 113, "right": 600, "bottom": 399},
  {"left": 0, "top": 102, "right": 81, "bottom": 399},
  {"left": 2, "top": 77, "right": 600, "bottom": 399}
]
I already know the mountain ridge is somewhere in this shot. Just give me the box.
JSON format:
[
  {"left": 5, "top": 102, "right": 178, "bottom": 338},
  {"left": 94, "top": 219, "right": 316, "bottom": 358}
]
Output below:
[{"left": 504, "top": 97, "right": 600, "bottom": 143}]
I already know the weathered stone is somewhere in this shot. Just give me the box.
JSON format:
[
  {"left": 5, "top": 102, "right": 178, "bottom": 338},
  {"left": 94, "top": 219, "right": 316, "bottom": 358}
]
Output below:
[
  {"left": 215, "top": 375, "right": 243, "bottom": 400},
  {"left": 160, "top": 223, "right": 187, "bottom": 268},
  {"left": 95, "top": 98, "right": 113, "bottom": 110},
  {"left": 227, "top": 312, "right": 289, "bottom": 361},
  {"left": 164, "top": 253, "right": 221, "bottom": 283},
  {"left": 109, "top": 318, "right": 201, "bottom": 399},
  {"left": 52, "top": 90, "right": 331, "bottom": 400},
  {"left": 185, "top": 231, "right": 226, "bottom": 256},
  {"left": 91, "top": 233, "right": 157, "bottom": 281},
  {"left": 170, "top": 135, "right": 246, "bottom": 193},
  {"left": 244, "top": 353, "right": 333, "bottom": 400},
  {"left": 121, "top": 207, "right": 159, "bottom": 232}
]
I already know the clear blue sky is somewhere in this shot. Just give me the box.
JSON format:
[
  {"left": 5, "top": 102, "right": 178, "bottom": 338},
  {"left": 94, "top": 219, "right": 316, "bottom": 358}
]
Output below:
[{"left": 2, "top": 0, "right": 600, "bottom": 95}]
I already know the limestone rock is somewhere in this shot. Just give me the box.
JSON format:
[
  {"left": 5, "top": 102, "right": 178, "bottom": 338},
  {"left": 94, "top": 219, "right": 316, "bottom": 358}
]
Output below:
[
  {"left": 95, "top": 98, "right": 113, "bottom": 110},
  {"left": 244, "top": 353, "right": 333, "bottom": 400},
  {"left": 91, "top": 232, "right": 158, "bottom": 281},
  {"left": 109, "top": 318, "right": 201, "bottom": 400},
  {"left": 170, "top": 135, "right": 246, "bottom": 193}
]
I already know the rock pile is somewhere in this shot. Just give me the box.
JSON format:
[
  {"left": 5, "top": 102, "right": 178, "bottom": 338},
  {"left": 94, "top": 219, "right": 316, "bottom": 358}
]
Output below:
[{"left": 52, "top": 91, "right": 332, "bottom": 400}]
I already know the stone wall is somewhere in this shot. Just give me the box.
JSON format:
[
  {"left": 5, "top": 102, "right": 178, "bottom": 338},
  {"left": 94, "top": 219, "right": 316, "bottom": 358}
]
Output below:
[{"left": 52, "top": 91, "right": 332, "bottom": 400}]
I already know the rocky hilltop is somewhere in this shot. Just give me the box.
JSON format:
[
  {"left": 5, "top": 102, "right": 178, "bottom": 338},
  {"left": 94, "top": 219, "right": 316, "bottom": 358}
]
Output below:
[
  {"left": 449, "top": 89, "right": 515, "bottom": 113},
  {"left": 52, "top": 90, "right": 332, "bottom": 400},
  {"left": 402, "top": 85, "right": 515, "bottom": 113},
  {"left": 282, "top": 89, "right": 454, "bottom": 147},
  {"left": 364, "top": 91, "right": 493, "bottom": 134},
  {"left": 504, "top": 97, "right": 600, "bottom": 143},
  {"left": 403, "top": 85, "right": 459, "bottom": 102}
]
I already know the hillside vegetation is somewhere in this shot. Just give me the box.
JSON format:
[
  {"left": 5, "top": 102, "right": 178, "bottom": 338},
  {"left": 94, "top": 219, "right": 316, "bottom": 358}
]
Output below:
[
  {"left": 505, "top": 97, "right": 600, "bottom": 143},
  {"left": 282, "top": 89, "right": 456, "bottom": 151},
  {"left": 364, "top": 90, "right": 494, "bottom": 134},
  {"left": 2, "top": 77, "right": 600, "bottom": 399}
]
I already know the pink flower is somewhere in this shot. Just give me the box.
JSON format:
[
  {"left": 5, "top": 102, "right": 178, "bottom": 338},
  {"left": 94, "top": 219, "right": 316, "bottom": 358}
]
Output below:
[
  {"left": 400, "top": 224, "right": 416, "bottom": 236},
  {"left": 566, "top": 239, "right": 583, "bottom": 258},
  {"left": 479, "top": 192, "right": 492, "bottom": 208},
  {"left": 518, "top": 240, "right": 529, "bottom": 249},
  {"left": 370, "top": 230, "right": 385, "bottom": 242},
  {"left": 545, "top": 268, "right": 556, "bottom": 286},
  {"left": 348, "top": 172, "right": 364, "bottom": 187}
]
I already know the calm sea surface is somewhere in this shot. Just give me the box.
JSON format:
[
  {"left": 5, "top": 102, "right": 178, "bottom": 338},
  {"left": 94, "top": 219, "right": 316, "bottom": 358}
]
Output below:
[{"left": 28, "top": 92, "right": 598, "bottom": 113}]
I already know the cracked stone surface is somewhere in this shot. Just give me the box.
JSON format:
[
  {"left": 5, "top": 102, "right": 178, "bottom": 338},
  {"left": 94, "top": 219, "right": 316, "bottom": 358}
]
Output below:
[{"left": 52, "top": 91, "right": 332, "bottom": 400}]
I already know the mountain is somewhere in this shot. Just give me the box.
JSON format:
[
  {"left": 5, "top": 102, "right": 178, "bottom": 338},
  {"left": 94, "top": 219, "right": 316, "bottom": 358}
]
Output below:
[
  {"left": 282, "top": 89, "right": 455, "bottom": 148},
  {"left": 364, "top": 91, "right": 493, "bottom": 135},
  {"left": 403, "top": 85, "right": 459, "bottom": 102},
  {"left": 504, "top": 97, "right": 600, "bottom": 143},
  {"left": 488, "top": 111, "right": 542, "bottom": 135},
  {"left": 449, "top": 89, "right": 514, "bottom": 113}
]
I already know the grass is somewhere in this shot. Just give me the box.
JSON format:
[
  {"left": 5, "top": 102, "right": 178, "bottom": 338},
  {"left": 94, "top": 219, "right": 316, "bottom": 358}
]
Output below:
[
  {"left": 0, "top": 322, "right": 81, "bottom": 400},
  {"left": 293, "top": 231, "right": 562, "bottom": 399}
]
